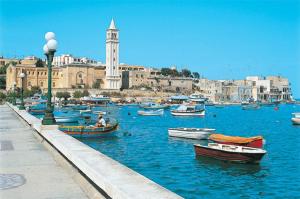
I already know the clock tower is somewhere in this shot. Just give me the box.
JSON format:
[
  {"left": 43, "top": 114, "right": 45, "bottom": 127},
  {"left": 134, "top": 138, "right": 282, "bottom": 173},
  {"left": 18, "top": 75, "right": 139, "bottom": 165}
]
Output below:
[{"left": 105, "top": 19, "right": 121, "bottom": 89}]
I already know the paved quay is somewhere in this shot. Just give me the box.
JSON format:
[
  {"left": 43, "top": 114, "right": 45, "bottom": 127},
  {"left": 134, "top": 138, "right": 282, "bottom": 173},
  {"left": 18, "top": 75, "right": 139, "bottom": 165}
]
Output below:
[{"left": 0, "top": 104, "right": 88, "bottom": 199}]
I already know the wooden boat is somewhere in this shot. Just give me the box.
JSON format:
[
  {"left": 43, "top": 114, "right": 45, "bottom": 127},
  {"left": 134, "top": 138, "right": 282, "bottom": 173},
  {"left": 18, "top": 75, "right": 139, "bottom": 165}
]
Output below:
[
  {"left": 209, "top": 134, "right": 264, "bottom": 148},
  {"left": 168, "top": 128, "right": 216, "bottom": 140},
  {"left": 59, "top": 119, "right": 118, "bottom": 138},
  {"left": 138, "top": 109, "right": 164, "bottom": 116},
  {"left": 171, "top": 105, "right": 205, "bottom": 116},
  {"left": 291, "top": 117, "right": 300, "bottom": 125},
  {"left": 194, "top": 143, "right": 266, "bottom": 163}
]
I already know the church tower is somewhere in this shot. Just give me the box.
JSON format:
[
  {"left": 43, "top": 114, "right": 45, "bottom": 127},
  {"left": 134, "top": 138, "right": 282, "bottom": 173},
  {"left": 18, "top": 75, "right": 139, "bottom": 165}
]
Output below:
[{"left": 105, "top": 19, "right": 121, "bottom": 90}]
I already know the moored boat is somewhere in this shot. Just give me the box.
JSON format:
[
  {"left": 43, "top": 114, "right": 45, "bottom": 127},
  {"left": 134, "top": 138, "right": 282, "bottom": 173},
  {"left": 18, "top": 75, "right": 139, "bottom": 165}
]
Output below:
[
  {"left": 168, "top": 128, "right": 216, "bottom": 140},
  {"left": 194, "top": 143, "right": 266, "bottom": 163},
  {"left": 171, "top": 105, "right": 205, "bottom": 116},
  {"left": 138, "top": 109, "right": 164, "bottom": 116},
  {"left": 242, "top": 103, "right": 260, "bottom": 110},
  {"left": 209, "top": 134, "right": 264, "bottom": 148},
  {"left": 59, "top": 118, "right": 118, "bottom": 137},
  {"left": 291, "top": 117, "right": 300, "bottom": 125}
]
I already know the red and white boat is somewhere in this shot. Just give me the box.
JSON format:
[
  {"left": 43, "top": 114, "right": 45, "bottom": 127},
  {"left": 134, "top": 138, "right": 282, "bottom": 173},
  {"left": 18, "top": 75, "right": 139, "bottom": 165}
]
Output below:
[
  {"left": 209, "top": 134, "right": 264, "bottom": 148},
  {"left": 194, "top": 143, "right": 266, "bottom": 163}
]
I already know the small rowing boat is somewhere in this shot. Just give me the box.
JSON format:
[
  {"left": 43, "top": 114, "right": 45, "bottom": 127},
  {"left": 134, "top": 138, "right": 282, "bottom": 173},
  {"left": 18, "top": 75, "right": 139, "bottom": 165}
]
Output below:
[
  {"left": 168, "top": 128, "right": 216, "bottom": 140},
  {"left": 59, "top": 118, "right": 118, "bottom": 138},
  {"left": 291, "top": 113, "right": 300, "bottom": 125},
  {"left": 171, "top": 105, "right": 205, "bottom": 116},
  {"left": 194, "top": 143, "right": 266, "bottom": 163},
  {"left": 209, "top": 134, "right": 264, "bottom": 148},
  {"left": 138, "top": 109, "right": 164, "bottom": 116}
]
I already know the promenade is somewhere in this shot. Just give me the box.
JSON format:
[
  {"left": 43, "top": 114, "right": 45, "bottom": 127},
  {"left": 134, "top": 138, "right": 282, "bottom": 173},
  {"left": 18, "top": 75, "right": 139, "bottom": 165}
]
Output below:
[{"left": 0, "top": 104, "right": 88, "bottom": 199}]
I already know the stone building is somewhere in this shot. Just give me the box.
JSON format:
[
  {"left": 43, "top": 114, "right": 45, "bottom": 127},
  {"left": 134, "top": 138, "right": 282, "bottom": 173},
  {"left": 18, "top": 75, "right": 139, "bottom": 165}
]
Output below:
[{"left": 121, "top": 70, "right": 193, "bottom": 93}]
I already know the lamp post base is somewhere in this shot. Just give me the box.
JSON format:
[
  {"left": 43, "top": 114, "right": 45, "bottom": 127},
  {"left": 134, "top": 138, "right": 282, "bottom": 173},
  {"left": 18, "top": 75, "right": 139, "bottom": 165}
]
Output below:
[
  {"left": 19, "top": 105, "right": 25, "bottom": 110},
  {"left": 42, "top": 110, "right": 56, "bottom": 125}
]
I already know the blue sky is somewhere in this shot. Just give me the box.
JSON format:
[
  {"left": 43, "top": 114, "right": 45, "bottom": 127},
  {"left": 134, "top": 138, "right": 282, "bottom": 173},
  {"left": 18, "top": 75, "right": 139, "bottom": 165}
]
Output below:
[{"left": 0, "top": 0, "right": 299, "bottom": 97}]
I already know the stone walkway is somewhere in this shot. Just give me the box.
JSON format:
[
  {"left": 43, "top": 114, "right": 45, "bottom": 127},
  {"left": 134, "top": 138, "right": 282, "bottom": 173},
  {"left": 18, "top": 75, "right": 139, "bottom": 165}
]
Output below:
[{"left": 0, "top": 105, "right": 88, "bottom": 199}]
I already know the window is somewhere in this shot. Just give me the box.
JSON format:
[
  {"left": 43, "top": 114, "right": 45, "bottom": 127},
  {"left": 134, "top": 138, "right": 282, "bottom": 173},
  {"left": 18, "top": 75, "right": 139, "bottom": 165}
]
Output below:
[
  {"left": 40, "top": 82, "right": 43, "bottom": 87},
  {"left": 28, "top": 81, "right": 31, "bottom": 86},
  {"left": 53, "top": 82, "right": 56, "bottom": 87},
  {"left": 113, "top": 58, "right": 115, "bottom": 61},
  {"left": 169, "top": 81, "right": 172, "bottom": 86}
]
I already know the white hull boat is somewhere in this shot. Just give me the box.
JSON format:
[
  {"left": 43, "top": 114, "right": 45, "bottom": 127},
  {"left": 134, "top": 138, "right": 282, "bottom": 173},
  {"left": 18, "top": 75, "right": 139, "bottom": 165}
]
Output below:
[
  {"left": 291, "top": 117, "right": 300, "bottom": 125},
  {"left": 171, "top": 110, "right": 205, "bottom": 116},
  {"left": 292, "top": 113, "right": 300, "bottom": 119},
  {"left": 168, "top": 128, "right": 215, "bottom": 140},
  {"left": 138, "top": 109, "right": 164, "bottom": 116}
]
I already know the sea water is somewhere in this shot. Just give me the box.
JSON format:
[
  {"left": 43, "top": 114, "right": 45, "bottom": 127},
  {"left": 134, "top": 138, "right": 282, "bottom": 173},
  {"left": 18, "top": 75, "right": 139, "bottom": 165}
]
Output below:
[{"left": 47, "top": 105, "right": 300, "bottom": 198}]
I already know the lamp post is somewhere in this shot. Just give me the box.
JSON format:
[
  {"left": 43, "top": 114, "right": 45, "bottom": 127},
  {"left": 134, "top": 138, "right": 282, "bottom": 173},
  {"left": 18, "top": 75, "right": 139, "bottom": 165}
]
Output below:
[
  {"left": 12, "top": 82, "right": 17, "bottom": 105},
  {"left": 19, "top": 73, "right": 25, "bottom": 110},
  {"left": 42, "top": 32, "right": 57, "bottom": 125}
]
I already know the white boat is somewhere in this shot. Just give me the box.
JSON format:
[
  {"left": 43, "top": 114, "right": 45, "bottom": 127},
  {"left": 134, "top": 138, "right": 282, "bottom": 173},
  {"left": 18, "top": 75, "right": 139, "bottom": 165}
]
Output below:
[
  {"left": 291, "top": 117, "right": 300, "bottom": 125},
  {"left": 292, "top": 113, "right": 300, "bottom": 119},
  {"left": 189, "top": 93, "right": 207, "bottom": 103},
  {"left": 79, "top": 109, "right": 92, "bottom": 114},
  {"left": 171, "top": 105, "right": 205, "bottom": 116},
  {"left": 138, "top": 109, "right": 164, "bottom": 116},
  {"left": 92, "top": 110, "right": 107, "bottom": 115},
  {"left": 168, "top": 128, "right": 216, "bottom": 140}
]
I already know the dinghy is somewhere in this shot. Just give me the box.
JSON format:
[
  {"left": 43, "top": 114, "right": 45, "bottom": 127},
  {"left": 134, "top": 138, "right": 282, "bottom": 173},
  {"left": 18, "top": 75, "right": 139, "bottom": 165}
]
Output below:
[
  {"left": 194, "top": 143, "right": 266, "bottom": 163},
  {"left": 168, "top": 128, "right": 216, "bottom": 140},
  {"left": 138, "top": 109, "right": 164, "bottom": 116},
  {"left": 171, "top": 105, "right": 205, "bottom": 116}
]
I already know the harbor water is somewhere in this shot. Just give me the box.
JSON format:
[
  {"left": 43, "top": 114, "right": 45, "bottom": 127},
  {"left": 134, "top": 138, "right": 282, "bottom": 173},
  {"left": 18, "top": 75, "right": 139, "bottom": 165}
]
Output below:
[{"left": 37, "top": 104, "right": 300, "bottom": 198}]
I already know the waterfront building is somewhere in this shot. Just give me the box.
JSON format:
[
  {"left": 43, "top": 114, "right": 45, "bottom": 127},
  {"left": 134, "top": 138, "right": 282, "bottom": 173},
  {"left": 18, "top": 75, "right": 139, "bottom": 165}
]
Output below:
[
  {"left": 121, "top": 70, "right": 193, "bottom": 93},
  {"left": 105, "top": 19, "right": 121, "bottom": 90},
  {"left": 53, "top": 54, "right": 99, "bottom": 67},
  {"left": 0, "top": 57, "right": 20, "bottom": 68}
]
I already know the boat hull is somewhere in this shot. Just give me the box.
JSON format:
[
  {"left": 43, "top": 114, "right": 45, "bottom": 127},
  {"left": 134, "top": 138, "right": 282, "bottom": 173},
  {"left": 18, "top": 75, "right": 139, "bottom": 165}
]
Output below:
[
  {"left": 168, "top": 128, "right": 215, "bottom": 140},
  {"left": 59, "top": 124, "right": 118, "bottom": 138},
  {"left": 212, "top": 139, "right": 263, "bottom": 148},
  {"left": 171, "top": 110, "right": 205, "bottom": 116},
  {"left": 194, "top": 145, "right": 265, "bottom": 163},
  {"left": 291, "top": 117, "right": 300, "bottom": 125}
]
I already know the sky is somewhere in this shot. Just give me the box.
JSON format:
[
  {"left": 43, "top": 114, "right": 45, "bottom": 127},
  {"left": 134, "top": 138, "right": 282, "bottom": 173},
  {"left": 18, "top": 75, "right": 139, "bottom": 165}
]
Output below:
[{"left": 0, "top": 0, "right": 299, "bottom": 97}]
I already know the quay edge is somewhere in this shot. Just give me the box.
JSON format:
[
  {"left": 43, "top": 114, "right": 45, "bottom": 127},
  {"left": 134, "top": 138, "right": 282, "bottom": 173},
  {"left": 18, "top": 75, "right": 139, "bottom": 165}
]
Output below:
[{"left": 6, "top": 102, "right": 183, "bottom": 199}]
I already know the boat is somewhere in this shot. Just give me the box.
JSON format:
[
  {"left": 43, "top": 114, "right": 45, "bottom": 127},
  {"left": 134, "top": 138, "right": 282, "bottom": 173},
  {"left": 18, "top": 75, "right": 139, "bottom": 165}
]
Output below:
[
  {"left": 81, "top": 95, "right": 111, "bottom": 106},
  {"left": 193, "top": 143, "right": 266, "bottom": 163},
  {"left": 138, "top": 109, "right": 164, "bottom": 116},
  {"left": 209, "top": 134, "right": 264, "bottom": 148},
  {"left": 169, "top": 95, "right": 190, "bottom": 104},
  {"left": 79, "top": 109, "right": 92, "bottom": 114},
  {"left": 140, "top": 102, "right": 169, "bottom": 109},
  {"left": 171, "top": 105, "right": 205, "bottom": 116},
  {"left": 168, "top": 128, "right": 216, "bottom": 140},
  {"left": 27, "top": 103, "right": 47, "bottom": 114},
  {"left": 291, "top": 113, "right": 300, "bottom": 125},
  {"left": 92, "top": 110, "right": 107, "bottom": 115},
  {"left": 214, "top": 103, "right": 225, "bottom": 108},
  {"left": 53, "top": 111, "right": 81, "bottom": 123},
  {"left": 59, "top": 118, "right": 118, "bottom": 138},
  {"left": 242, "top": 103, "right": 260, "bottom": 110},
  {"left": 291, "top": 117, "right": 300, "bottom": 125},
  {"left": 189, "top": 93, "right": 207, "bottom": 103}
]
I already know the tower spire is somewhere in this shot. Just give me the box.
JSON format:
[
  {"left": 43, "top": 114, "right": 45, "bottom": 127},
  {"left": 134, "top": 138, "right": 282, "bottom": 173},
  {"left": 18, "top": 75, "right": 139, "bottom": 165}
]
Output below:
[{"left": 109, "top": 19, "right": 116, "bottom": 29}]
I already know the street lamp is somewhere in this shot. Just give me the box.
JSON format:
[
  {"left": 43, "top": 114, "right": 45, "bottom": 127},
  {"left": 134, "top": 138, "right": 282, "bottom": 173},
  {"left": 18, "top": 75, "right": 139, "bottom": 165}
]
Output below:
[
  {"left": 12, "top": 81, "right": 17, "bottom": 105},
  {"left": 42, "top": 32, "right": 57, "bottom": 125},
  {"left": 19, "top": 73, "right": 25, "bottom": 110}
]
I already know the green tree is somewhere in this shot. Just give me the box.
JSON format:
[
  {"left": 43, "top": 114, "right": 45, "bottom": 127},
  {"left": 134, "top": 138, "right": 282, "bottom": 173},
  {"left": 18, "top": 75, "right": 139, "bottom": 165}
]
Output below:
[
  {"left": 181, "top": 69, "right": 191, "bottom": 77},
  {"left": 31, "top": 86, "right": 41, "bottom": 94},
  {"left": 0, "top": 92, "right": 6, "bottom": 101},
  {"left": 0, "top": 76, "right": 6, "bottom": 89},
  {"left": 35, "top": 59, "right": 44, "bottom": 67},
  {"left": 56, "top": 92, "right": 71, "bottom": 100},
  {"left": 82, "top": 89, "right": 90, "bottom": 97},
  {"left": 92, "top": 81, "right": 100, "bottom": 89},
  {"left": 161, "top": 68, "right": 180, "bottom": 77},
  {"left": 192, "top": 72, "right": 200, "bottom": 79},
  {"left": 73, "top": 90, "right": 83, "bottom": 98}
]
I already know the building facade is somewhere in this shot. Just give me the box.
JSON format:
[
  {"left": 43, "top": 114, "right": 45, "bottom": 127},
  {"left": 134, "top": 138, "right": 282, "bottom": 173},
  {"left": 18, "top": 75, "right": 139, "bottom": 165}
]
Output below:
[{"left": 53, "top": 54, "right": 99, "bottom": 67}]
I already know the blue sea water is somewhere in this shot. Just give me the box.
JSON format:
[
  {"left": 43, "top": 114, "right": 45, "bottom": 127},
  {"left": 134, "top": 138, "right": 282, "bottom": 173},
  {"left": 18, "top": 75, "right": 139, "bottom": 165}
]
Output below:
[{"left": 43, "top": 105, "right": 300, "bottom": 198}]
